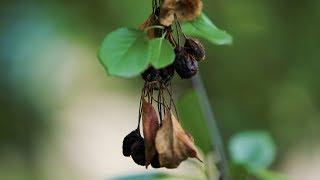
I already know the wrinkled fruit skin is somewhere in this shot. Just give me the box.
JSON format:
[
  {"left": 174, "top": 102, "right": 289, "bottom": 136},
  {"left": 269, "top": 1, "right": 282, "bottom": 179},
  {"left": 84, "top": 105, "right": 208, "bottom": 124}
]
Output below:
[
  {"left": 131, "top": 141, "right": 146, "bottom": 166},
  {"left": 142, "top": 67, "right": 160, "bottom": 82},
  {"left": 174, "top": 47, "right": 199, "bottom": 79},
  {"left": 184, "top": 38, "right": 206, "bottom": 61},
  {"left": 159, "top": 65, "right": 175, "bottom": 85},
  {"left": 142, "top": 65, "right": 174, "bottom": 86},
  {"left": 122, "top": 130, "right": 143, "bottom": 157}
]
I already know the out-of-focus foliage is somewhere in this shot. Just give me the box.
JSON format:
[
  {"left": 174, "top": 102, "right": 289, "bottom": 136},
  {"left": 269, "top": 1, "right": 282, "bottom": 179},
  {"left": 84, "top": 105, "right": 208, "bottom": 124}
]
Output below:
[
  {"left": 1, "top": 0, "right": 320, "bottom": 179},
  {"left": 229, "top": 131, "right": 276, "bottom": 171},
  {"left": 112, "top": 172, "right": 169, "bottom": 180},
  {"left": 228, "top": 131, "right": 284, "bottom": 179},
  {"left": 177, "top": 90, "right": 212, "bottom": 154},
  {"left": 178, "top": 90, "right": 282, "bottom": 179}
]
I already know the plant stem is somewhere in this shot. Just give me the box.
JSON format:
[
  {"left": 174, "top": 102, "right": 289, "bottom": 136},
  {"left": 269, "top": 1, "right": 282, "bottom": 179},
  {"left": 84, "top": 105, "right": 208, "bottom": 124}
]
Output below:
[{"left": 191, "top": 73, "right": 231, "bottom": 180}]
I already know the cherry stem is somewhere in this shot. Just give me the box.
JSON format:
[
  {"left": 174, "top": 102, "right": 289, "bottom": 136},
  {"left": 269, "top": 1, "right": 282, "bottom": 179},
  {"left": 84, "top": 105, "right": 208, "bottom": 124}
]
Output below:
[
  {"left": 176, "top": 18, "right": 187, "bottom": 40},
  {"left": 174, "top": 14, "right": 181, "bottom": 46},
  {"left": 166, "top": 30, "right": 177, "bottom": 47},
  {"left": 165, "top": 85, "right": 179, "bottom": 120}
]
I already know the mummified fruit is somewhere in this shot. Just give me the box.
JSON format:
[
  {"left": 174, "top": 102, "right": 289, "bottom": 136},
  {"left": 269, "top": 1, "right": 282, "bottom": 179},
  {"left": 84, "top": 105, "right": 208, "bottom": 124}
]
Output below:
[
  {"left": 174, "top": 47, "right": 199, "bottom": 79},
  {"left": 159, "top": 64, "right": 175, "bottom": 85},
  {"left": 184, "top": 38, "right": 206, "bottom": 61},
  {"left": 131, "top": 140, "right": 146, "bottom": 166},
  {"left": 122, "top": 129, "right": 143, "bottom": 157},
  {"left": 151, "top": 153, "right": 161, "bottom": 168},
  {"left": 141, "top": 67, "right": 160, "bottom": 82},
  {"left": 141, "top": 65, "right": 174, "bottom": 85}
]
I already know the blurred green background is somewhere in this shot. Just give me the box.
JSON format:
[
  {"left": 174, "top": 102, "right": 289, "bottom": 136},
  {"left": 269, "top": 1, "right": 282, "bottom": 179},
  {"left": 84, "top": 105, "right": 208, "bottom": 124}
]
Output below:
[{"left": 1, "top": 0, "right": 320, "bottom": 179}]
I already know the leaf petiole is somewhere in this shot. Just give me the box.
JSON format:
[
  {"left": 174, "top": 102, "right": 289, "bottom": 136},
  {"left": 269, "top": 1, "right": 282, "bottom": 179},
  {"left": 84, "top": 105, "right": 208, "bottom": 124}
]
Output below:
[{"left": 144, "top": 25, "right": 165, "bottom": 33}]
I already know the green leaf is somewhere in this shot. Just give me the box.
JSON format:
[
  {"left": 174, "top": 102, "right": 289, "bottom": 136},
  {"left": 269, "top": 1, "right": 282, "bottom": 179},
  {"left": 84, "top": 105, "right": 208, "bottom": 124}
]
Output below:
[
  {"left": 98, "top": 28, "right": 150, "bottom": 77},
  {"left": 230, "top": 163, "right": 287, "bottom": 180},
  {"left": 254, "top": 170, "right": 288, "bottom": 180},
  {"left": 149, "top": 37, "right": 175, "bottom": 69},
  {"left": 182, "top": 13, "right": 233, "bottom": 45},
  {"left": 229, "top": 163, "right": 255, "bottom": 180},
  {"left": 229, "top": 131, "right": 276, "bottom": 171},
  {"left": 177, "top": 90, "right": 212, "bottom": 154}
]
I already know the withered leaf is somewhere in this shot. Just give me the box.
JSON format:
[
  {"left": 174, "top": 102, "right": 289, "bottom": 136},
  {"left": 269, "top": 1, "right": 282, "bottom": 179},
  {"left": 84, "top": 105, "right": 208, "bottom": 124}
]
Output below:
[
  {"left": 175, "top": 0, "right": 203, "bottom": 21},
  {"left": 140, "top": 14, "right": 157, "bottom": 39},
  {"left": 159, "top": 0, "right": 175, "bottom": 26},
  {"left": 142, "top": 99, "right": 160, "bottom": 167},
  {"left": 160, "top": 0, "right": 203, "bottom": 26},
  {"left": 155, "top": 110, "right": 201, "bottom": 168}
]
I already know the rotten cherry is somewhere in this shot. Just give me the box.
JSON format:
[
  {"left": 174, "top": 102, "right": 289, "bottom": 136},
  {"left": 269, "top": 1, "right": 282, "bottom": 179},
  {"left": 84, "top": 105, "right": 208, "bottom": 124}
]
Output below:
[
  {"left": 184, "top": 38, "right": 205, "bottom": 61},
  {"left": 131, "top": 140, "right": 146, "bottom": 166},
  {"left": 141, "top": 66, "right": 160, "bottom": 82},
  {"left": 159, "top": 64, "right": 175, "bottom": 85},
  {"left": 122, "top": 129, "right": 143, "bottom": 157},
  {"left": 174, "top": 47, "right": 199, "bottom": 79},
  {"left": 151, "top": 153, "right": 161, "bottom": 168}
]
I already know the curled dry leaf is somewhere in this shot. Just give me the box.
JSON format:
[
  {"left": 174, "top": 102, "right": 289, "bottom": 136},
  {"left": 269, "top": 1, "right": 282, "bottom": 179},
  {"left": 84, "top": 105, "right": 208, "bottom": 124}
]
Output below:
[
  {"left": 142, "top": 99, "right": 160, "bottom": 167},
  {"left": 155, "top": 110, "right": 202, "bottom": 168},
  {"left": 160, "top": 0, "right": 203, "bottom": 26},
  {"left": 140, "top": 14, "right": 157, "bottom": 39},
  {"left": 159, "top": 0, "right": 175, "bottom": 26},
  {"left": 175, "top": 0, "right": 203, "bottom": 21}
]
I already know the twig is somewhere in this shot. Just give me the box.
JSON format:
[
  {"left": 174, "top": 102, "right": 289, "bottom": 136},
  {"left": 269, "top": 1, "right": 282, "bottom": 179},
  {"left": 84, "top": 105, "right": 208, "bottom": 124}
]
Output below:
[{"left": 191, "top": 73, "right": 231, "bottom": 180}]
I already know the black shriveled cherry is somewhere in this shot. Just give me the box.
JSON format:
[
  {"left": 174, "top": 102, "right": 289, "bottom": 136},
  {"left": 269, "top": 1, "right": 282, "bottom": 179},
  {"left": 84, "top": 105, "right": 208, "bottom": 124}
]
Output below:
[
  {"left": 141, "top": 67, "right": 160, "bottom": 82},
  {"left": 131, "top": 141, "right": 146, "bottom": 166},
  {"left": 174, "top": 47, "right": 199, "bottom": 79},
  {"left": 151, "top": 153, "right": 161, "bottom": 168},
  {"left": 184, "top": 38, "right": 206, "bottom": 61},
  {"left": 122, "top": 129, "right": 143, "bottom": 157},
  {"left": 159, "top": 64, "right": 175, "bottom": 85}
]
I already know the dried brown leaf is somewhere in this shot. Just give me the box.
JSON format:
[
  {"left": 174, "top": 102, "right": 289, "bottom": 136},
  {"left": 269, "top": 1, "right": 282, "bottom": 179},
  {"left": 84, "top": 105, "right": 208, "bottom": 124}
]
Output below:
[
  {"left": 140, "top": 15, "right": 157, "bottom": 39},
  {"left": 155, "top": 110, "right": 201, "bottom": 168},
  {"left": 142, "top": 99, "right": 160, "bottom": 167},
  {"left": 159, "top": 0, "right": 203, "bottom": 26},
  {"left": 159, "top": 0, "right": 175, "bottom": 26},
  {"left": 175, "top": 0, "right": 203, "bottom": 21}
]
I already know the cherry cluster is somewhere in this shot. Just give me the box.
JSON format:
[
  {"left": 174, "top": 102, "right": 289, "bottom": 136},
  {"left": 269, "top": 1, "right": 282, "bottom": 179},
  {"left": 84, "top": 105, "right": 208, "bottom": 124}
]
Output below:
[
  {"left": 140, "top": 0, "right": 206, "bottom": 88},
  {"left": 121, "top": 0, "right": 205, "bottom": 169},
  {"left": 122, "top": 129, "right": 160, "bottom": 168},
  {"left": 142, "top": 37, "right": 205, "bottom": 86}
]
